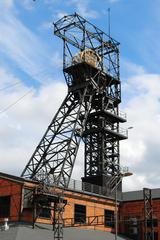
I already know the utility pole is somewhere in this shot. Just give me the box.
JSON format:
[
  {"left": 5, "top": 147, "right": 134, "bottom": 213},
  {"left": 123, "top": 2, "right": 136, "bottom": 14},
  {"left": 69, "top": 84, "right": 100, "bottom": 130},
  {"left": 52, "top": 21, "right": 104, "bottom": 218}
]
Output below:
[{"left": 112, "top": 171, "right": 133, "bottom": 240}]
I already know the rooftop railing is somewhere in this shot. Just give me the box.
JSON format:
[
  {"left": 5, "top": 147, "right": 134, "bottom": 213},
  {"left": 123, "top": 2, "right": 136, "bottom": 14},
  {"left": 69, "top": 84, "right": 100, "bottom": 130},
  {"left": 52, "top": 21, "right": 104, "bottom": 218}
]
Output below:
[
  {"left": 119, "top": 111, "right": 127, "bottom": 120},
  {"left": 67, "top": 178, "right": 122, "bottom": 200}
]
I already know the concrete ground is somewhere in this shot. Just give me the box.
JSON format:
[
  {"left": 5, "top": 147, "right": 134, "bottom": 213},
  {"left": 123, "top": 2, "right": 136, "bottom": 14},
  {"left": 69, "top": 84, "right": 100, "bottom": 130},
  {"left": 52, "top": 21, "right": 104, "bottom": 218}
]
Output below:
[{"left": 0, "top": 222, "right": 132, "bottom": 240}]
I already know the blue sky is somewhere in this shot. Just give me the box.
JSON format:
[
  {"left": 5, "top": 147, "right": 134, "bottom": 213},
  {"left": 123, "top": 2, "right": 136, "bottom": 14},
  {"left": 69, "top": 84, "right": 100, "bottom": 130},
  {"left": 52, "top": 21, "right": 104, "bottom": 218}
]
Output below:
[
  {"left": 1, "top": 0, "right": 160, "bottom": 191},
  {"left": 1, "top": 0, "right": 159, "bottom": 85}
]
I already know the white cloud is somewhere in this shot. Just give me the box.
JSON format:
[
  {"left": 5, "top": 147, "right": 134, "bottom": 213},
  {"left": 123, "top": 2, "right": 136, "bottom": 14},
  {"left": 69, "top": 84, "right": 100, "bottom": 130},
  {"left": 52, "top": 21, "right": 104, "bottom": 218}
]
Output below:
[
  {"left": 0, "top": 1, "right": 160, "bottom": 192},
  {"left": 121, "top": 58, "right": 145, "bottom": 79},
  {"left": 44, "top": 0, "right": 98, "bottom": 20},
  {"left": 123, "top": 174, "right": 147, "bottom": 192},
  {"left": 0, "top": 3, "right": 55, "bottom": 84},
  {"left": 20, "top": 0, "right": 35, "bottom": 10},
  {"left": 121, "top": 71, "right": 160, "bottom": 191},
  {"left": 51, "top": 51, "right": 63, "bottom": 68},
  {"left": 0, "top": 66, "right": 67, "bottom": 176},
  {"left": 1, "top": 0, "right": 14, "bottom": 9},
  {"left": 40, "top": 21, "right": 52, "bottom": 30},
  {"left": 0, "top": 67, "right": 19, "bottom": 86},
  {"left": 1, "top": 61, "right": 160, "bottom": 192},
  {"left": 72, "top": 143, "right": 84, "bottom": 180},
  {"left": 0, "top": 1, "right": 84, "bottom": 181},
  {"left": 68, "top": 0, "right": 98, "bottom": 19},
  {"left": 2, "top": 60, "right": 160, "bottom": 192},
  {"left": 56, "top": 11, "right": 68, "bottom": 19}
]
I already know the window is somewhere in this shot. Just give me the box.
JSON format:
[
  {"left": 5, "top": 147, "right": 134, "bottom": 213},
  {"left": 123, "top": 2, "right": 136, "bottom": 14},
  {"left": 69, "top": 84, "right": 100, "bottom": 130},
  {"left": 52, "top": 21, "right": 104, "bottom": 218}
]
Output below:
[
  {"left": 74, "top": 204, "right": 86, "bottom": 224},
  {"left": 154, "top": 232, "right": 158, "bottom": 240},
  {"left": 0, "top": 196, "right": 10, "bottom": 217},
  {"left": 153, "top": 219, "right": 158, "bottom": 227},
  {"left": 105, "top": 209, "right": 114, "bottom": 228},
  {"left": 23, "top": 188, "right": 33, "bottom": 208},
  {"left": 146, "top": 232, "right": 158, "bottom": 240},
  {"left": 147, "top": 219, "right": 158, "bottom": 228},
  {"left": 39, "top": 208, "right": 51, "bottom": 219}
]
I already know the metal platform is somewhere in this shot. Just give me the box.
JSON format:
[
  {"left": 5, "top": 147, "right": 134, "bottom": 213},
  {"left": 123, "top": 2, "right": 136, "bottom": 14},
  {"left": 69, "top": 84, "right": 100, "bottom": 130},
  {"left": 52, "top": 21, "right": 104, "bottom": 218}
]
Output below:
[
  {"left": 87, "top": 110, "right": 127, "bottom": 123},
  {"left": 83, "top": 127, "right": 128, "bottom": 140},
  {"left": 64, "top": 62, "right": 120, "bottom": 87}
]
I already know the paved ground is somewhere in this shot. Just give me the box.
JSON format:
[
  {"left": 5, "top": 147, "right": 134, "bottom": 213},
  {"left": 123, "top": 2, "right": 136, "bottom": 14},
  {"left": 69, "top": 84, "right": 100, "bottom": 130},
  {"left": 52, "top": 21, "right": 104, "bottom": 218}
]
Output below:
[{"left": 0, "top": 223, "right": 132, "bottom": 240}]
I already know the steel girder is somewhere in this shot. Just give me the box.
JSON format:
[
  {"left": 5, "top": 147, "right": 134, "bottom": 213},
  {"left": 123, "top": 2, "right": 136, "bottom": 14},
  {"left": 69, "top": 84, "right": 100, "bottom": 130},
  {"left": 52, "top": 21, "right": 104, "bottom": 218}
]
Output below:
[
  {"left": 53, "top": 13, "right": 124, "bottom": 184},
  {"left": 83, "top": 95, "right": 120, "bottom": 178},
  {"left": 53, "top": 190, "right": 66, "bottom": 240},
  {"left": 143, "top": 188, "right": 154, "bottom": 240},
  {"left": 21, "top": 12, "right": 127, "bottom": 240},
  {"left": 54, "top": 13, "right": 120, "bottom": 85},
  {"left": 54, "top": 202, "right": 63, "bottom": 240},
  {"left": 22, "top": 13, "right": 126, "bottom": 192},
  {"left": 84, "top": 132, "right": 119, "bottom": 177},
  {"left": 21, "top": 86, "right": 93, "bottom": 187}
]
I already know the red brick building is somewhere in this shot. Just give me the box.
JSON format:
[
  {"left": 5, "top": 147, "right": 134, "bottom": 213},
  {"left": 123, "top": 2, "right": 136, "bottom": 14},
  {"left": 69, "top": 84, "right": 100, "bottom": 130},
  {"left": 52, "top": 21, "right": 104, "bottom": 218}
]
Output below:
[
  {"left": 0, "top": 172, "right": 118, "bottom": 231},
  {"left": 120, "top": 190, "right": 160, "bottom": 240},
  {"left": 0, "top": 171, "right": 160, "bottom": 239}
]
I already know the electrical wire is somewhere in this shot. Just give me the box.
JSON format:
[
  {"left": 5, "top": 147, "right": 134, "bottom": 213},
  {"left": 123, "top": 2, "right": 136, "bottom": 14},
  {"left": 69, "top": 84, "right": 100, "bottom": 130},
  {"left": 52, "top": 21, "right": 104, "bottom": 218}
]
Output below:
[
  {"left": 0, "top": 81, "right": 22, "bottom": 91},
  {"left": 0, "top": 89, "right": 33, "bottom": 114}
]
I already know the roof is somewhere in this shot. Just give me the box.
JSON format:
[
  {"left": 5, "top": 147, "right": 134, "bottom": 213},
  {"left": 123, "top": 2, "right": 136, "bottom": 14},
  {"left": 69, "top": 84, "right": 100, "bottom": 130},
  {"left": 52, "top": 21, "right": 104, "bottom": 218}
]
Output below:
[
  {"left": 2, "top": 171, "right": 160, "bottom": 203},
  {"left": 123, "top": 188, "right": 160, "bottom": 201},
  {"left": 0, "top": 172, "right": 38, "bottom": 185},
  {"left": 0, "top": 222, "right": 132, "bottom": 240},
  {"left": 0, "top": 171, "right": 121, "bottom": 201}
]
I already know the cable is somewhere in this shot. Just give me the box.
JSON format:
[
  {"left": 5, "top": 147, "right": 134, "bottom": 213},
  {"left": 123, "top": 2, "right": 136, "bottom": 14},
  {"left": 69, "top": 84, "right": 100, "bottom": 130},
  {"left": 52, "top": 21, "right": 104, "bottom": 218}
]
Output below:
[
  {"left": 0, "top": 89, "right": 33, "bottom": 114},
  {"left": 0, "top": 81, "right": 22, "bottom": 92}
]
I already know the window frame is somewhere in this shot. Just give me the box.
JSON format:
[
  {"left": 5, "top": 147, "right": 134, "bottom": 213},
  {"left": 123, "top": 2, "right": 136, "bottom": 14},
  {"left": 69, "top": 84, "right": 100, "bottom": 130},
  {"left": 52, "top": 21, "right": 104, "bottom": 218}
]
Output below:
[
  {"left": 0, "top": 195, "right": 11, "bottom": 218},
  {"left": 38, "top": 207, "right": 51, "bottom": 219},
  {"left": 104, "top": 209, "right": 115, "bottom": 228},
  {"left": 74, "top": 204, "right": 86, "bottom": 224}
]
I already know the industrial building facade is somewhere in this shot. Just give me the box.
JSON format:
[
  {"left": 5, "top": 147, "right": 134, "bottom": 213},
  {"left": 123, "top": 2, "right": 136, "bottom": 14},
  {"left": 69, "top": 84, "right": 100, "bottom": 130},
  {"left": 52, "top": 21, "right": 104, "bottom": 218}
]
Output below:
[
  {"left": 0, "top": 172, "right": 117, "bottom": 231},
  {"left": 0, "top": 172, "right": 160, "bottom": 239}
]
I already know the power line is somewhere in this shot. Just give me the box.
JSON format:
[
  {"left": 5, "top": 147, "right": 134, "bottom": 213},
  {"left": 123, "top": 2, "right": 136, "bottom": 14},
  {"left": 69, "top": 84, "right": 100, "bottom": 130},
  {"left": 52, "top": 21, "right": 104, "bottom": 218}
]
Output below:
[
  {"left": 0, "top": 81, "right": 22, "bottom": 92},
  {"left": 0, "top": 89, "right": 33, "bottom": 114}
]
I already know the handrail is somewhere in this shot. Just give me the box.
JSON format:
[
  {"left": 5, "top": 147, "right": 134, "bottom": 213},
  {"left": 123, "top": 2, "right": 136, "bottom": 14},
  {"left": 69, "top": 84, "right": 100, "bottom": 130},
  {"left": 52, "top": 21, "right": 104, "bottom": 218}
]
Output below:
[
  {"left": 119, "top": 111, "right": 127, "bottom": 119},
  {"left": 63, "top": 215, "right": 105, "bottom": 227}
]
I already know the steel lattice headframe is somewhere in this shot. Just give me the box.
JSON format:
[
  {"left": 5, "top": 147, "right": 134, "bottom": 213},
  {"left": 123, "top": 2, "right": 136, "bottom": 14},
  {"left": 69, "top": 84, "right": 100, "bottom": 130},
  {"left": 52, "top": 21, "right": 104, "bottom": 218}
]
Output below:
[{"left": 21, "top": 13, "right": 127, "bottom": 191}]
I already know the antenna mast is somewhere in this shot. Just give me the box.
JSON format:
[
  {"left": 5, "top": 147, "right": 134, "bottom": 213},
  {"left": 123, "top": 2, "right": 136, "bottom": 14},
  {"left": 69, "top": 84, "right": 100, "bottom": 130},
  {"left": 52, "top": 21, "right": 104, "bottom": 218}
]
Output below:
[{"left": 108, "top": 8, "right": 111, "bottom": 37}]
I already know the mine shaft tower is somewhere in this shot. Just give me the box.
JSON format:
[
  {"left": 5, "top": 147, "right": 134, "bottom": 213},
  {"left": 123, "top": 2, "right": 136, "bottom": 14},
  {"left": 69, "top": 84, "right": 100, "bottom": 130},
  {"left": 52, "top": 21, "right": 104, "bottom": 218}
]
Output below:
[{"left": 21, "top": 13, "right": 127, "bottom": 192}]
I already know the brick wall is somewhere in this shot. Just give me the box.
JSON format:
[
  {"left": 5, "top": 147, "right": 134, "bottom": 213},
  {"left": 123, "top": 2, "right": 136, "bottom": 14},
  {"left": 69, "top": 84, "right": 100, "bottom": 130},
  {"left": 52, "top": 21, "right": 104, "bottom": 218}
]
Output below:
[
  {"left": 0, "top": 178, "right": 22, "bottom": 222},
  {"left": 120, "top": 200, "right": 160, "bottom": 240},
  {"left": 0, "top": 175, "right": 119, "bottom": 233},
  {"left": 64, "top": 190, "right": 117, "bottom": 231}
]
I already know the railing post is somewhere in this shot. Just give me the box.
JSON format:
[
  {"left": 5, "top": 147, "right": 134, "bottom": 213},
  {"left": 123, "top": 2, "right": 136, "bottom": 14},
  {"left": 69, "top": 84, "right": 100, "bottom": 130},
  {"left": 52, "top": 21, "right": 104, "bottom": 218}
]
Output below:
[
  {"left": 73, "top": 179, "right": 76, "bottom": 190},
  {"left": 91, "top": 183, "right": 93, "bottom": 193}
]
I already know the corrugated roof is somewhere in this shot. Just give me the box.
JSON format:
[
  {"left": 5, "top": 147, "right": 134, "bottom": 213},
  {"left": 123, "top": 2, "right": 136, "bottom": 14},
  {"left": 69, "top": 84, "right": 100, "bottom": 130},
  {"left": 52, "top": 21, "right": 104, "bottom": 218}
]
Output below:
[
  {"left": 123, "top": 188, "right": 160, "bottom": 201},
  {"left": 0, "top": 223, "right": 132, "bottom": 240}
]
